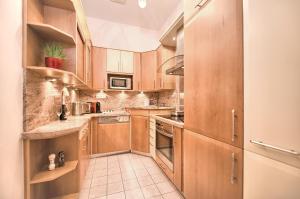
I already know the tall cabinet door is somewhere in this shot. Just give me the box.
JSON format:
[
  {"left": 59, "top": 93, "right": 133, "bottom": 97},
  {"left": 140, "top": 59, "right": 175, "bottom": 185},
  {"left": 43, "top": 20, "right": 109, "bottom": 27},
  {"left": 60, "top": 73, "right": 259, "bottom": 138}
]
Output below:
[
  {"left": 184, "top": 0, "right": 244, "bottom": 148},
  {"left": 141, "top": 51, "right": 157, "bottom": 91},
  {"left": 133, "top": 53, "right": 141, "bottom": 91},
  {"left": 120, "top": 51, "right": 134, "bottom": 74},
  {"left": 76, "top": 28, "right": 85, "bottom": 81},
  {"left": 183, "top": 129, "right": 243, "bottom": 199},
  {"left": 92, "top": 47, "right": 107, "bottom": 90},
  {"left": 107, "top": 49, "right": 120, "bottom": 73},
  {"left": 131, "top": 116, "right": 149, "bottom": 153}
]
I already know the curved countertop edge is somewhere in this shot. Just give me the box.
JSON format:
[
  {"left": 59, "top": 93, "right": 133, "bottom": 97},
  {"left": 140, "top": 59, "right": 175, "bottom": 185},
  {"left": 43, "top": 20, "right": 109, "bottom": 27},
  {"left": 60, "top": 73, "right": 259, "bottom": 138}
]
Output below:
[
  {"left": 22, "top": 112, "right": 130, "bottom": 140},
  {"left": 150, "top": 115, "right": 184, "bottom": 128},
  {"left": 125, "top": 106, "right": 175, "bottom": 110}
]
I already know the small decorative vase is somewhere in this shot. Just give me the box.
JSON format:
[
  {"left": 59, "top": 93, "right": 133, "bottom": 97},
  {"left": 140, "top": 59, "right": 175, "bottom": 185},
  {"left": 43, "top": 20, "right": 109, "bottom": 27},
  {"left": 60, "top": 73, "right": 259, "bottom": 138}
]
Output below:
[{"left": 48, "top": 153, "right": 56, "bottom": 171}]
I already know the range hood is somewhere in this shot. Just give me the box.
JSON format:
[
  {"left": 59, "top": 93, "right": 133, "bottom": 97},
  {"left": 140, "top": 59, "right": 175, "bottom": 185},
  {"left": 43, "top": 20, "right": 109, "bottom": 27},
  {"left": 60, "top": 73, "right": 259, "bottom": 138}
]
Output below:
[{"left": 166, "top": 27, "right": 184, "bottom": 76}]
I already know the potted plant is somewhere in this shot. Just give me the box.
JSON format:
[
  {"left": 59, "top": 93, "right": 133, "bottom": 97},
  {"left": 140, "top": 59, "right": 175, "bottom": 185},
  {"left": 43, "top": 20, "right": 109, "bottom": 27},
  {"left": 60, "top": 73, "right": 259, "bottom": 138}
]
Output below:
[{"left": 44, "top": 42, "right": 66, "bottom": 69}]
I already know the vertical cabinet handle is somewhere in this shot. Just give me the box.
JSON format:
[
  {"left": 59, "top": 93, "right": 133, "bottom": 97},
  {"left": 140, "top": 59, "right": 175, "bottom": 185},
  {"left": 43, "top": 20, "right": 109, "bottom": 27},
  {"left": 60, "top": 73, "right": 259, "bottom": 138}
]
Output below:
[
  {"left": 231, "top": 152, "right": 237, "bottom": 184},
  {"left": 231, "top": 109, "right": 237, "bottom": 142},
  {"left": 195, "top": 0, "right": 204, "bottom": 8}
]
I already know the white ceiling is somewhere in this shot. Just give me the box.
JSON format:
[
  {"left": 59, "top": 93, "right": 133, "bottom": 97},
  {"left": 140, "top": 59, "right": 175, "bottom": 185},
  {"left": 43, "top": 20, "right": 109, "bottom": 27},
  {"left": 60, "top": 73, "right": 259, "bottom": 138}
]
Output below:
[{"left": 82, "top": 0, "right": 181, "bottom": 30}]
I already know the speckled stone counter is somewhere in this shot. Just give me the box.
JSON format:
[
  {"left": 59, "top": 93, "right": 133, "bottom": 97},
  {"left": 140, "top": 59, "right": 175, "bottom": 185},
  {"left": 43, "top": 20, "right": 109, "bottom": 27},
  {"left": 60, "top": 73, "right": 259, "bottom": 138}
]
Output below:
[
  {"left": 22, "top": 112, "right": 130, "bottom": 140},
  {"left": 126, "top": 106, "right": 175, "bottom": 110}
]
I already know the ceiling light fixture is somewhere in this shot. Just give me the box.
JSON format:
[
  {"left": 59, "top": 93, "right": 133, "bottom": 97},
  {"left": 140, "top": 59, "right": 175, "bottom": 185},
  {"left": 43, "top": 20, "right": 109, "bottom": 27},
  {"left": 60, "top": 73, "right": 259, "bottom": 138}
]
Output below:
[{"left": 138, "top": 0, "right": 147, "bottom": 8}]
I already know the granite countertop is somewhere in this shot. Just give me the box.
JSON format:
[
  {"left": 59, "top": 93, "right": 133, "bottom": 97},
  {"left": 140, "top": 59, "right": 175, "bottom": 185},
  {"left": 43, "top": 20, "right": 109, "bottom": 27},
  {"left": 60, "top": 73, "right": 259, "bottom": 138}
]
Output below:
[
  {"left": 22, "top": 111, "right": 130, "bottom": 140},
  {"left": 150, "top": 115, "right": 184, "bottom": 128},
  {"left": 126, "top": 106, "right": 175, "bottom": 110}
]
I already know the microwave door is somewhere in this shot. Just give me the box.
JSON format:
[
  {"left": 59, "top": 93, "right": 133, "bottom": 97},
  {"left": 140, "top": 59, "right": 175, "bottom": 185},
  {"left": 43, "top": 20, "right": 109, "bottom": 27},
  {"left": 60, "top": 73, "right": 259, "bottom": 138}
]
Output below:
[{"left": 110, "top": 77, "right": 128, "bottom": 89}]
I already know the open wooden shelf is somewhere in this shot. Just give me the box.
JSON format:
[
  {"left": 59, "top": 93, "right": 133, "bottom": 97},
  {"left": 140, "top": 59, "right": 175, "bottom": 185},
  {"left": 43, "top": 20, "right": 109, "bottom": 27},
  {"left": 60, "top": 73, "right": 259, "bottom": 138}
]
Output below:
[
  {"left": 27, "top": 22, "right": 76, "bottom": 46},
  {"left": 49, "top": 193, "right": 79, "bottom": 199},
  {"left": 26, "top": 66, "right": 90, "bottom": 89},
  {"left": 30, "top": 160, "right": 78, "bottom": 184},
  {"left": 43, "top": 0, "right": 75, "bottom": 11}
]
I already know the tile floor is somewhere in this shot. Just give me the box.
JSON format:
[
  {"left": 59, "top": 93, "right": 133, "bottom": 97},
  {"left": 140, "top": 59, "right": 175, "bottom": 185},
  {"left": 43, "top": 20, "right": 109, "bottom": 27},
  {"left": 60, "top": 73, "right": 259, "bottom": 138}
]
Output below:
[{"left": 79, "top": 153, "right": 184, "bottom": 199}]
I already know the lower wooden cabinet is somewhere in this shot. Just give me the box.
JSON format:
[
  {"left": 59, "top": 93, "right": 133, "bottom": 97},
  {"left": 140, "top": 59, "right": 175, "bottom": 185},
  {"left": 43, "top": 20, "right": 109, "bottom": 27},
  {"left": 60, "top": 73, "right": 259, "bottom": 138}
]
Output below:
[
  {"left": 97, "top": 123, "right": 130, "bottom": 154},
  {"left": 183, "top": 129, "right": 243, "bottom": 199},
  {"left": 131, "top": 115, "right": 150, "bottom": 153},
  {"left": 173, "top": 127, "right": 182, "bottom": 191},
  {"left": 79, "top": 123, "right": 90, "bottom": 188}
]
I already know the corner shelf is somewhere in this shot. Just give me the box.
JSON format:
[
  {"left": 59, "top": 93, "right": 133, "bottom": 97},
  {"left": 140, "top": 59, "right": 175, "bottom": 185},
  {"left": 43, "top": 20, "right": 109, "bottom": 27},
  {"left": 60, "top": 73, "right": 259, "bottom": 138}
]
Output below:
[
  {"left": 27, "top": 22, "right": 76, "bottom": 46},
  {"left": 49, "top": 193, "right": 79, "bottom": 199},
  {"left": 43, "top": 0, "right": 75, "bottom": 11},
  {"left": 26, "top": 66, "right": 89, "bottom": 89},
  {"left": 30, "top": 160, "right": 78, "bottom": 184}
]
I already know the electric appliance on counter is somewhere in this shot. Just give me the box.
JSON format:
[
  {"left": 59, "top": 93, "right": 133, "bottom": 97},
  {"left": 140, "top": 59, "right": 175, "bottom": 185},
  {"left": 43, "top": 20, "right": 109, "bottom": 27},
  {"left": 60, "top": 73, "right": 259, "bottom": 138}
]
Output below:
[
  {"left": 156, "top": 120, "right": 174, "bottom": 170},
  {"left": 71, "top": 102, "right": 91, "bottom": 115},
  {"left": 96, "top": 102, "right": 102, "bottom": 113},
  {"left": 108, "top": 74, "right": 132, "bottom": 90}
]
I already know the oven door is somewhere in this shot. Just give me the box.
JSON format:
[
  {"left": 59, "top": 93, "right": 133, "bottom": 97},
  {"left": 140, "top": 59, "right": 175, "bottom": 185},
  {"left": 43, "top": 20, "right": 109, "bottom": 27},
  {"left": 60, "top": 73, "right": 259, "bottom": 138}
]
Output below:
[
  {"left": 156, "top": 128, "right": 174, "bottom": 170},
  {"left": 109, "top": 77, "right": 131, "bottom": 90}
]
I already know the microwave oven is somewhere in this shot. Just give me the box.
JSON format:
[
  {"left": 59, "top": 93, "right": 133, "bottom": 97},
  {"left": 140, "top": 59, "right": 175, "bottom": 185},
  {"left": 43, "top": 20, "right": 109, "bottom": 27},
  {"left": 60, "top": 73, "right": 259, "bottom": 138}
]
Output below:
[{"left": 109, "top": 75, "right": 132, "bottom": 90}]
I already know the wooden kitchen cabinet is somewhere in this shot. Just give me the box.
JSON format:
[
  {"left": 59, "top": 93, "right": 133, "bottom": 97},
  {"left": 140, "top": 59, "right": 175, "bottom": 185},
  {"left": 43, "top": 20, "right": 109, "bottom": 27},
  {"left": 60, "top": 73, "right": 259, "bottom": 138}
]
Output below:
[
  {"left": 92, "top": 47, "right": 107, "bottom": 90},
  {"left": 131, "top": 115, "right": 150, "bottom": 153},
  {"left": 183, "top": 129, "right": 243, "bottom": 199},
  {"left": 85, "top": 42, "right": 92, "bottom": 87},
  {"left": 97, "top": 123, "right": 130, "bottom": 154},
  {"left": 107, "top": 49, "right": 134, "bottom": 74},
  {"left": 120, "top": 51, "right": 134, "bottom": 73},
  {"left": 76, "top": 28, "right": 85, "bottom": 82},
  {"left": 184, "top": 0, "right": 208, "bottom": 24},
  {"left": 156, "top": 45, "right": 176, "bottom": 90},
  {"left": 141, "top": 51, "right": 157, "bottom": 91},
  {"left": 173, "top": 127, "right": 182, "bottom": 191},
  {"left": 106, "top": 49, "right": 120, "bottom": 73},
  {"left": 79, "top": 124, "right": 91, "bottom": 188},
  {"left": 133, "top": 52, "right": 142, "bottom": 91},
  {"left": 184, "top": 0, "right": 244, "bottom": 148}
]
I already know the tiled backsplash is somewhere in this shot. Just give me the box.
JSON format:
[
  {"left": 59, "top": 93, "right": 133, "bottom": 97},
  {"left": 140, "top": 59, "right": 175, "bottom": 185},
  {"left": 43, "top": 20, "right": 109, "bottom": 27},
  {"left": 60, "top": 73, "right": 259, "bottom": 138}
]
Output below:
[
  {"left": 24, "top": 72, "right": 79, "bottom": 131},
  {"left": 24, "top": 72, "right": 177, "bottom": 131}
]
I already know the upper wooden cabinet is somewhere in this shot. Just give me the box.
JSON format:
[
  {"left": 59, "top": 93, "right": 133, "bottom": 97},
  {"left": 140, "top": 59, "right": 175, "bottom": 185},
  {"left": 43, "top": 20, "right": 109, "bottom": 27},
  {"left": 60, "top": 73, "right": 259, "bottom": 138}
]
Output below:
[
  {"left": 156, "top": 46, "right": 176, "bottom": 90},
  {"left": 183, "top": 129, "right": 243, "bottom": 199},
  {"left": 184, "top": 0, "right": 244, "bottom": 148},
  {"left": 107, "top": 49, "right": 134, "bottom": 74},
  {"left": 131, "top": 115, "right": 150, "bottom": 153},
  {"left": 141, "top": 51, "right": 157, "bottom": 91},
  {"left": 133, "top": 52, "right": 142, "bottom": 91},
  {"left": 76, "top": 28, "right": 85, "bottom": 82},
  {"left": 92, "top": 47, "right": 107, "bottom": 90},
  {"left": 85, "top": 42, "right": 92, "bottom": 87}
]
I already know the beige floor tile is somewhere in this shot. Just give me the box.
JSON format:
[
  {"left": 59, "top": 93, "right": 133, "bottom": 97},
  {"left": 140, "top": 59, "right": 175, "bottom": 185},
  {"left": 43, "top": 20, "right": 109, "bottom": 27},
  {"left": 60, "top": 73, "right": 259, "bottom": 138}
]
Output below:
[
  {"left": 135, "top": 169, "right": 149, "bottom": 178},
  {"left": 108, "top": 174, "right": 122, "bottom": 184},
  {"left": 150, "top": 174, "right": 168, "bottom": 184},
  {"left": 107, "top": 182, "right": 124, "bottom": 195},
  {"left": 89, "top": 185, "right": 107, "bottom": 199},
  {"left": 137, "top": 176, "right": 154, "bottom": 187},
  {"left": 121, "top": 171, "right": 136, "bottom": 181},
  {"left": 125, "top": 188, "right": 145, "bottom": 199},
  {"left": 146, "top": 167, "right": 163, "bottom": 176},
  {"left": 94, "top": 169, "right": 108, "bottom": 177},
  {"left": 162, "top": 191, "right": 183, "bottom": 199},
  {"left": 106, "top": 192, "right": 126, "bottom": 199},
  {"left": 108, "top": 167, "right": 121, "bottom": 175},
  {"left": 156, "top": 182, "right": 175, "bottom": 195},
  {"left": 141, "top": 185, "right": 161, "bottom": 198},
  {"left": 91, "top": 176, "right": 107, "bottom": 187},
  {"left": 123, "top": 179, "right": 140, "bottom": 191}
]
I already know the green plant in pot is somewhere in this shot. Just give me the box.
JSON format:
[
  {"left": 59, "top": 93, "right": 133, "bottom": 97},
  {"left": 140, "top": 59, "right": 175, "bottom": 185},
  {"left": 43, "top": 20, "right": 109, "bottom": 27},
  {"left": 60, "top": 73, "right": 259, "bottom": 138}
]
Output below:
[{"left": 44, "top": 42, "right": 66, "bottom": 69}]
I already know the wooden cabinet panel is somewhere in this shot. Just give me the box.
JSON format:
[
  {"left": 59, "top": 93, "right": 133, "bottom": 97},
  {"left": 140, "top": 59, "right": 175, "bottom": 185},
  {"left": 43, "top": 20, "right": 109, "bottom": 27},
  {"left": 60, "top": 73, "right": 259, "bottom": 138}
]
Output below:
[
  {"left": 97, "top": 123, "right": 130, "bottom": 153},
  {"left": 121, "top": 51, "right": 134, "bottom": 74},
  {"left": 173, "top": 127, "right": 182, "bottom": 191},
  {"left": 85, "top": 43, "right": 92, "bottom": 87},
  {"left": 92, "top": 47, "right": 107, "bottom": 90},
  {"left": 184, "top": 0, "right": 208, "bottom": 24},
  {"left": 91, "top": 118, "right": 98, "bottom": 154},
  {"left": 184, "top": 0, "right": 244, "bottom": 148},
  {"left": 107, "top": 49, "right": 120, "bottom": 73},
  {"left": 133, "top": 52, "right": 141, "bottom": 91},
  {"left": 141, "top": 51, "right": 157, "bottom": 91},
  {"left": 156, "top": 46, "right": 176, "bottom": 90},
  {"left": 131, "top": 116, "right": 150, "bottom": 153},
  {"left": 183, "top": 129, "right": 243, "bottom": 199},
  {"left": 76, "top": 28, "right": 85, "bottom": 81}
]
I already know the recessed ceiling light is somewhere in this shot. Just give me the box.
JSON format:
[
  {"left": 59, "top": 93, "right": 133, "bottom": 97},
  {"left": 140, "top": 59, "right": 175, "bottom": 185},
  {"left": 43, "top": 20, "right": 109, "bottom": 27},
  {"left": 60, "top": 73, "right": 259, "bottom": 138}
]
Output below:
[
  {"left": 138, "top": 0, "right": 147, "bottom": 8},
  {"left": 172, "top": 37, "right": 176, "bottom": 41}
]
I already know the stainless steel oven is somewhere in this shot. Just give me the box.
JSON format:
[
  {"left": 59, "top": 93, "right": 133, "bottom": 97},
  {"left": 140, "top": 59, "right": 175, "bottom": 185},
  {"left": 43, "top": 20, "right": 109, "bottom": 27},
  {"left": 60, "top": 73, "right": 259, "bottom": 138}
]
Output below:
[{"left": 156, "top": 120, "right": 174, "bottom": 170}]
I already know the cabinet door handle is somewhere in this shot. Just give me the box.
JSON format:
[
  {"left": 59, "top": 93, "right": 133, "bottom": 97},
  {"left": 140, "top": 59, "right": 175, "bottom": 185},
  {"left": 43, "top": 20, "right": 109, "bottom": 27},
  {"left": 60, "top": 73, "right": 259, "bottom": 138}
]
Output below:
[
  {"left": 231, "top": 109, "right": 237, "bottom": 142},
  {"left": 231, "top": 152, "right": 237, "bottom": 184},
  {"left": 250, "top": 140, "right": 300, "bottom": 156}
]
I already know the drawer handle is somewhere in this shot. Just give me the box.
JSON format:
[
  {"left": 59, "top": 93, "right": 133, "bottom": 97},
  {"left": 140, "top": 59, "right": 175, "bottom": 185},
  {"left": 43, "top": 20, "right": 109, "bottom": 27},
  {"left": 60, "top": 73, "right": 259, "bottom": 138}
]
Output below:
[
  {"left": 250, "top": 140, "right": 300, "bottom": 156},
  {"left": 230, "top": 153, "right": 237, "bottom": 184}
]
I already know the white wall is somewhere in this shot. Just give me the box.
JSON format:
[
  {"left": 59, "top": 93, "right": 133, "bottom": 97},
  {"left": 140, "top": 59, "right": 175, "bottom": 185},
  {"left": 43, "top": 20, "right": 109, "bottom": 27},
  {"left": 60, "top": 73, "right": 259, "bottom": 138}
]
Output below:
[
  {"left": 87, "top": 17, "right": 161, "bottom": 52},
  {"left": 0, "top": 0, "right": 24, "bottom": 198}
]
